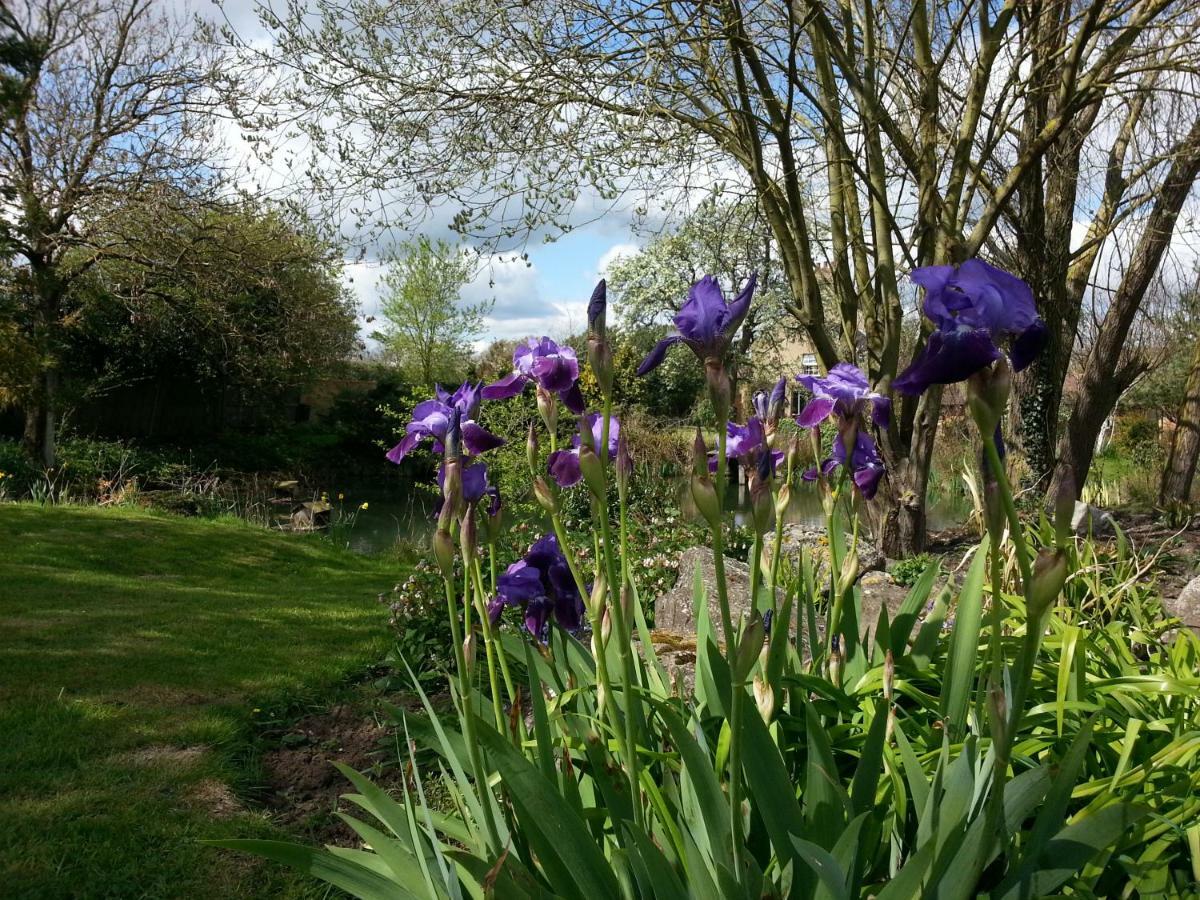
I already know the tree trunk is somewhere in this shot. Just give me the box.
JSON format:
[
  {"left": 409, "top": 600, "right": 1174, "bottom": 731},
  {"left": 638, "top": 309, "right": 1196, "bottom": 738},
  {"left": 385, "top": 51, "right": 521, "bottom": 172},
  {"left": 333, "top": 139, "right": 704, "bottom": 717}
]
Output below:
[
  {"left": 1159, "top": 338, "right": 1200, "bottom": 504},
  {"left": 1050, "top": 115, "right": 1200, "bottom": 499},
  {"left": 21, "top": 368, "right": 58, "bottom": 468}
]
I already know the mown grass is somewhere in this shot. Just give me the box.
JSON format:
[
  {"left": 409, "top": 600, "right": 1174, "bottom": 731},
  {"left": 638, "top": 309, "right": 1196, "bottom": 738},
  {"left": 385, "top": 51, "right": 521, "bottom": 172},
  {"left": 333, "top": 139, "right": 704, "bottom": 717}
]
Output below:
[{"left": 0, "top": 503, "right": 402, "bottom": 899}]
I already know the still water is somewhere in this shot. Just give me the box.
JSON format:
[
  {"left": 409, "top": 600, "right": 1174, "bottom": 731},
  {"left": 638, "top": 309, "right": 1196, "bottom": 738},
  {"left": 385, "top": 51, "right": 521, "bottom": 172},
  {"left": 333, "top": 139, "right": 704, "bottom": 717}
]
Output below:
[{"left": 320, "top": 478, "right": 970, "bottom": 556}]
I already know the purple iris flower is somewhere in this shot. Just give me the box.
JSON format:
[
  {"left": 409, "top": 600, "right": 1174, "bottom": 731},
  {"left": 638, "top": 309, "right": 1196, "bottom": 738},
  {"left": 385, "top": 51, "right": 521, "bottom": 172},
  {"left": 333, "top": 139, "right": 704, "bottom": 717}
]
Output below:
[
  {"left": 433, "top": 460, "right": 497, "bottom": 517},
  {"left": 386, "top": 382, "right": 504, "bottom": 463},
  {"left": 709, "top": 417, "right": 783, "bottom": 473},
  {"left": 637, "top": 274, "right": 757, "bottom": 375},
  {"left": 482, "top": 337, "right": 586, "bottom": 414},
  {"left": 803, "top": 430, "right": 886, "bottom": 500},
  {"left": 797, "top": 363, "right": 890, "bottom": 430},
  {"left": 893, "top": 259, "right": 1047, "bottom": 396},
  {"left": 487, "top": 533, "right": 584, "bottom": 639},
  {"left": 752, "top": 377, "right": 788, "bottom": 426},
  {"left": 547, "top": 413, "right": 620, "bottom": 488}
]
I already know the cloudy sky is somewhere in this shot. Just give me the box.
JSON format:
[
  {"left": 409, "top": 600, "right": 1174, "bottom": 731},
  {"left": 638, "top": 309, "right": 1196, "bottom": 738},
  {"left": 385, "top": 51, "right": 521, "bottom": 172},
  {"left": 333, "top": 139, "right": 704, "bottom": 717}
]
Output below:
[{"left": 196, "top": 0, "right": 647, "bottom": 351}]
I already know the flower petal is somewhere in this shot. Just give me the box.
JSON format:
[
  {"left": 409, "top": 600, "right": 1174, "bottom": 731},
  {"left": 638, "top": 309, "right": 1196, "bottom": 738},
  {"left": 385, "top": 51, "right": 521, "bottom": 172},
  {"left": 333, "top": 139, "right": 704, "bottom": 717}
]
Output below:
[
  {"left": 797, "top": 396, "right": 836, "bottom": 428},
  {"left": 674, "top": 276, "right": 728, "bottom": 345},
  {"left": 1009, "top": 318, "right": 1047, "bottom": 372},
  {"left": 462, "top": 421, "right": 505, "bottom": 456},
  {"left": 871, "top": 395, "right": 892, "bottom": 429},
  {"left": 893, "top": 328, "right": 1002, "bottom": 396},
  {"left": 636, "top": 334, "right": 682, "bottom": 376},
  {"left": 559, "top": 381, "right": 586, "bottom": 414},
  {"left": 547, "top": 449, "right": 582, "bottom": 488},
  {"left": 385, "top": 431, "right": 423, "bottom": 464},
  {"left": 482, "top": 372, "right": 529, "bottom": 400},
  {"left": 724, "top": 272, "right": 756, "bottom": 338}
]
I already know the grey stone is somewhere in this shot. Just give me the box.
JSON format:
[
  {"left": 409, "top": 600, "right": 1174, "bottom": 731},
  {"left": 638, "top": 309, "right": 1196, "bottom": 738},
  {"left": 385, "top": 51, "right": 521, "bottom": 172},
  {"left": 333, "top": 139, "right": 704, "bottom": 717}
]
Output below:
[
  {"left": 857, "top": 571, "right": 910, "bottom": 646},
  {"left": 778, "top": 525, "right": 885, "bottom": 586},
  {"left": 1165, "top": 574, "right": 1200, "bottom": 635},
  {"left": 653, "top": 546, "right": 757, "bottom": 644},
  {"left": 1071, "top": 501, "right": 1115, "bottom": 536}
]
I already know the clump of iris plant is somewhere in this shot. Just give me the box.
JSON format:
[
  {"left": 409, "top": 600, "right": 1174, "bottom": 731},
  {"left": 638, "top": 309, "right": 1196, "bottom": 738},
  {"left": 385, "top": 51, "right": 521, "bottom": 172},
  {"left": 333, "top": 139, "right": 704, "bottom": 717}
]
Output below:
[
  {"left": 893, "top": 259, "right": 1046, "bottom": 396},
  {"left": 386, "top": 381, "right": 504, "bottom": 463},
  {"left": 482, "top": 336, "right": 586, "bottom": 419},
  {"left": 796, "top": 362, "right": 888, "bottom": 500},
  {"left": 487, "top": 533, "right": 585, "bottom": 640},
  {"left": 548, "top": 413, "right": 620, "bottom": 488}
]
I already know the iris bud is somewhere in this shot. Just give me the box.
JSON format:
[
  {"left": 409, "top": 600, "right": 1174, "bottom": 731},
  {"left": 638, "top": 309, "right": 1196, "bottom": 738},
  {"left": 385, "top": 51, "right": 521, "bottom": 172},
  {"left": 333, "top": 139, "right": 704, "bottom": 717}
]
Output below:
[
  {"left": 533, "top": 476, "right": 558, "bottom": 514},
  {"left": 787, "top": 434, "right": 802, "bottom": 476},
  {"left": 589, "top": 571, "right": 607, "bottom": 619},
  {"left": 460, "top": 507, "right": 477, "bottom": 560},
  {"left": 837, "top": 551, "right": 860, "bottom": 594},
  {"left": 536, "top": 386, "right": 557, "bottom": 434},
  {"left": 433, "top": 528, "right": 456, "bottom": 578},
  {"left": 690, "top": 473, "right": 721, "bottom": 530},
  {"left": 749, "top": 472, "right": 771, "bottom": 536},
  {"left": 1029, "top": 548, "right": 1068, "bottom": 617},
  {"left": 600, "top": 606, "right": 612, "bottom": 643},
  {"left": 691, "top": 428, "right": 708, "bottom": 478},
  {"left": 967, "top": 357, "right": 1011, "bottom": 440},
  {"left": 578, "top": 445, "right": 606, "bottom": 499},
  {"left": 588, "top": 335, "right": 613, "bottom": 396},
  {"left": 987, "top": 679, "right": 1008, "bottom": 749},
  {"left": 463, "top": 633, "right": 476, "bottom": 676},
  {"left": 526, "top": 422, "right": 539, "bottom": 474},
  {"left": 441, "top": 458, "right": 463, "bottom": 518},
  {"left": 615, "top": 430, "right": 632, "bottom": 495},
  {"left": 734, "top": 613, "right": 765, "bottom": 681},
  {"left": 774, "top": 483, "right": 791, "bottom": 518},
  {"left": 753, "top": 674, "right": 775, "bottom": 723}
]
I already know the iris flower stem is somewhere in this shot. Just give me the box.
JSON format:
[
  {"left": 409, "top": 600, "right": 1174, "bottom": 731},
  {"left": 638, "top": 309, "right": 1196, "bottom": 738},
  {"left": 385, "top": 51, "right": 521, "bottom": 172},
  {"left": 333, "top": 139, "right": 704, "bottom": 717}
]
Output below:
[
  {"left": 469, "top": 555, "right": 514, "bottom": 729},
  {"left": 709, "top": 390, "right": 744, "bottom": 878},
  {"left": 546, "top": 507, "right": 626, "bottom": 760},
  {"left": 441, "top": 573, "right": 501, "bottom": 852},
  {"left": 599, "top": 398, "right": 644, "bottom": 826},
  {"left": 824, "top": 471, "right": 848, "bottom": 681},
  {"left": 980, "top": 432, "right": 1044, "bottom": 865}
]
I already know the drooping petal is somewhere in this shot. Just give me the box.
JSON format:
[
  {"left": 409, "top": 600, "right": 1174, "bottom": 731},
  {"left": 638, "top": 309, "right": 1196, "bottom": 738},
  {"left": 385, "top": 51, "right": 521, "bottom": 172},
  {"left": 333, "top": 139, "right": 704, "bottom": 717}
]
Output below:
[
  {"left": 950, "top": 259, "right": 1038, "bottom": 335},
  {"left": 385, "top": 430, "right": 424, "bottom": 464},
  {"left": 636, "top": 334, "right": 682, "bottom": 376},
  {"left": 461, "top": 420, "right": 505, "bottom": 457},
  {"left": 461, "top": 461, "right": 490, "bottom": 504},
  {"left": 911, "top": 265, "right": 957, "bottom": 326},
  {"left": 496, "top": 561, "right": 544, "bottom": 604},
  {"left": 768, "top": 376, "right": 787, "bottom": 421},
  {"left": 547, "top": 449, "right": 583, "bottom": 487},
  {"left": 892, "top": 328, "right": 1003, "bottom": 396},
  {"left": 797, "top": 396, "right": 836, "bottom": 428},
  {"left": 1009, "top": 319, "right": 1048, "bottom": 372},
  {"left": 482, "top": 372, "right": 529, "bottom": 400},
  {"left": 871, "top": 395, "right": 892, "bottom": 429},
  {"left": 559, "top": 381, "right": 586, "bottom": 414},
  {"left": 802, "top": 467, "right": 819, "bottom": 481},
  {"left": 853, "top": 462, "right": 885, "bottom": 499},
  {"left": 524, "top": 596, "right": 552, "bottom": 640},
  {"left": 487, "top": 597, "right": 507, "bottom": 625}
]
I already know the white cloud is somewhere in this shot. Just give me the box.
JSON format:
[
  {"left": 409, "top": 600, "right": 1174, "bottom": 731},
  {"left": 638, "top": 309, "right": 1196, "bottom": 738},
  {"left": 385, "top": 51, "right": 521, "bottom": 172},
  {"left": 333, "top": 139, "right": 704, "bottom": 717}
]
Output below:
[{"left": 597, "top": 242, "right": 641, "bottom": 277}]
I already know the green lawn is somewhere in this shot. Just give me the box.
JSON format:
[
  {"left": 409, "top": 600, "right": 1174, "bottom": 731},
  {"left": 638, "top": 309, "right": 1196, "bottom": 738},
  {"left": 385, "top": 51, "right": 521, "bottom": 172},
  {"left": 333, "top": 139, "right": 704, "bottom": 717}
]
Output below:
[{"left": 0, "top": 503, "right": 402, "bottom": 899}]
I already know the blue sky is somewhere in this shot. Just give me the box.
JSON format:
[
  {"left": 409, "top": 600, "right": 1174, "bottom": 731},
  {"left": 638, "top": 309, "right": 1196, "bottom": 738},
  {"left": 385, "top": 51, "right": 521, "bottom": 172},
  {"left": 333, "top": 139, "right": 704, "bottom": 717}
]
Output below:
[{"left": 197, "top": 0, "right": 646, "bottom": 351}]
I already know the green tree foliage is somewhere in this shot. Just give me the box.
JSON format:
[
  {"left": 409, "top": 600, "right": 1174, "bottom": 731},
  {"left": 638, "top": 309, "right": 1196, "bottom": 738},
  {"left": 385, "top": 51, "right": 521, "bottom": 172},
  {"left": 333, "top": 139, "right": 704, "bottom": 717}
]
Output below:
[
  {"left": 376, "top": 237, "right": 490, "bottom": 388},
  {"left": 59, "top": 196, "right": 359, "bottom": 405}
]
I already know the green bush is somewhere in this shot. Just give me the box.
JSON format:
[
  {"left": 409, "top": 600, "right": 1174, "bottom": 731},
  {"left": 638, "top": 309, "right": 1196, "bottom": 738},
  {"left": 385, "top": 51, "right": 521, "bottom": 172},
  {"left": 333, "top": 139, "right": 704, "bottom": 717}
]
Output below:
[{"left": 891, "top": 552, "right": 938, "bottom": 587}]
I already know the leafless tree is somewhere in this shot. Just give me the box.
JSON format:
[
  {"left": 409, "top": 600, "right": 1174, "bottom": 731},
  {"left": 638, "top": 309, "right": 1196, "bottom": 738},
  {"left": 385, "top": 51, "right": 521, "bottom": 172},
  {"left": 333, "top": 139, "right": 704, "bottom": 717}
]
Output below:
[
  {"left": 0, "top": 0, "right": 222, "bottom": 466},
  {"left": 222, "top": 0, "right": 1200, "bottom": 552}
]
